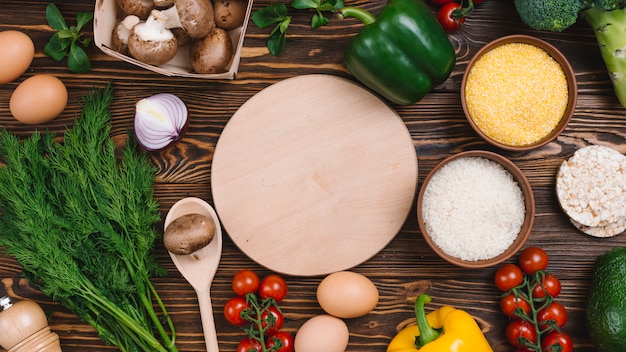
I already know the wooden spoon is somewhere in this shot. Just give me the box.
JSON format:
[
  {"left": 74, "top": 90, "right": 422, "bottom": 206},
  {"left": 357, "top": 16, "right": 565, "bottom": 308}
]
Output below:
[{"left": 164, "top": 197, "right": 222, "bottom": 352}]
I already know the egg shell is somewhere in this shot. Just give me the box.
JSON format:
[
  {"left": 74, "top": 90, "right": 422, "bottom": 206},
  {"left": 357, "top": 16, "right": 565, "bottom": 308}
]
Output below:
[
  {"left": 316, "top": 271, "right": 379, "bottom": 319},
  {"left": 10, "top": 75, "right": 68, "bottom": 124},
  {"left": 294, "top": 314, "right": 349, "bottom": 352},
  {"left": 0, "top": 30, "right": 34, "bottom": 84}
]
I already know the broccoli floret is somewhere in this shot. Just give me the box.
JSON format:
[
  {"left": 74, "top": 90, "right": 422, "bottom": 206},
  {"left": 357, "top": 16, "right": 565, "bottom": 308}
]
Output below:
[
  {"left": 587, "top": 0, "right": 626, "bottom": 11},
  {"left": 513, "top": 0, "right": 585, "bottom": 32},
  {"left": 514, "top": 0, "right": 626, "bottom": 107}
]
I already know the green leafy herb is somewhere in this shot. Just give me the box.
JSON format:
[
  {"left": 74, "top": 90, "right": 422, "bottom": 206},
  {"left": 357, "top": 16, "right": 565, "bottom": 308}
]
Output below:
[
  {"left": 0, "top": 83, "right": 178, "bottom": 352},
  {"left": 252, "top": 3, "right": 291, "bottom": 56},
  {"left": 252, "top": 0, "right": 343, "bottom": 56},
  {"left": 43, "top": 3, "right": 93, "bottom": 73}
]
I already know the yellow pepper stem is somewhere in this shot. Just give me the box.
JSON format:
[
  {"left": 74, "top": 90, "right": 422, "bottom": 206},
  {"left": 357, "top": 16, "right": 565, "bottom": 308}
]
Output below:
[{"left": 415, "top": 294, "right": 441, "bottom": 347}]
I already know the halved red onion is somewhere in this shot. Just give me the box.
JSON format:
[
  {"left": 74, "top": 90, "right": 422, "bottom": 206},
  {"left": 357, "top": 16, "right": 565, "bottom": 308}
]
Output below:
[{"left": 134, "top": 93, "right": 188, "bottom": 151}]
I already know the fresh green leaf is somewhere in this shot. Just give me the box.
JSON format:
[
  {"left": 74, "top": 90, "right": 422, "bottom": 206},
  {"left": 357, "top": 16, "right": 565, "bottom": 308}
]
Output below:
[
  {"left": 291, "top": 0, "right": 319, "bottom": 10},
  {"left": 43, "top": 33, "right": 67, "bottom": 61},
  {"left": 311, "top": 12, "right": 329, "bottom": 28},
  {"left": 80, "top": 37, "right": 92, "bottom": 47},
  {"left": 252, "top": 3, "right": 289, "bottom": 28},
  {"left": 68, "top": 43, "right": 91, "bottom": 73},
  {"left": 57, "top": 29, "right": 75, "bottom": 40},
  {"left": 267, "top": 26, "right": 287, "bottom": 56},
  {"left": 76, "top": 11, "right": 94, "bottom": 30},
  {"left": 278, "top": 16, "right": 292, "bottom": 33},
  {"left": 317, "top": 2, "right": 337, "bottom": 11},
  {"left": 46, "top": 3, "right": 68, "bottom": 31},
  {"left": 43, "top": 3, "right": 93, "bottom": 73}
]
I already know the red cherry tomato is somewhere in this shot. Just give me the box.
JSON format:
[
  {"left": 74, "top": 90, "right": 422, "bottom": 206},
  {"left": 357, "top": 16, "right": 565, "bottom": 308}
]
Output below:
[
  {"left": 259, "top": 274, "right": 288, "bottom": 302},
  {"left": 224, "top": 296, "right": 250, "bottom": 326},
  {"left": 232, "top": 269, "right": 260, "bottom": 296},
  {"left": 506, "top": 319, "right": 537, "bottom": 348},
  {"left": 537, "top": 301, "right": 568, "bottom": 329},
  {"left": 430, "top": 0, "right": 454, "bottom": 5},
  {"left": 532, "top": 273, "right": 561, "bottom": 299},
  {"left": 260, "top": 306, "right": 284, "bottom": 335},
  {"left": 495, "top": 263, "right": 524, "bottom": 291},
  {"left": 266, "top": 331, "right": 294, "bottom": 352},
  {"left": 541, "top": 330, "right": 573, "bottom": 352},
  {"left": 518, "top": 246, "right": 549, "bottom": 275},
  {"left": 437, "top": 2, "right": 464, "bottom": 32},
  {"left": 500, "top": 293, "right": 531, "bottom": 318},
  {"left": 237, "top": 337, "right": 262, "bottom": 352}
]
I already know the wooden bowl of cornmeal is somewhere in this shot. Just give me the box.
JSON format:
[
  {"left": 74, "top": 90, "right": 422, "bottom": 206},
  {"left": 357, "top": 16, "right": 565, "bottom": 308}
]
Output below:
[{"left": 461, "top": 35, "right": 577, "bottom": 151}]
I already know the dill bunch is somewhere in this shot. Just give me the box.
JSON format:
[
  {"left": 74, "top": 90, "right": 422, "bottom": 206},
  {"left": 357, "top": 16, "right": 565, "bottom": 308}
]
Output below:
[{"left": 0, "top": 83, "right": 177, "bottom": 352}]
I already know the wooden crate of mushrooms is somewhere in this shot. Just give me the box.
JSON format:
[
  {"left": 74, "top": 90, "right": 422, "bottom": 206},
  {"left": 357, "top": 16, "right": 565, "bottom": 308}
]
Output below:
[{"left": 93, "top": 0, "right": 251, "bottom": 79}]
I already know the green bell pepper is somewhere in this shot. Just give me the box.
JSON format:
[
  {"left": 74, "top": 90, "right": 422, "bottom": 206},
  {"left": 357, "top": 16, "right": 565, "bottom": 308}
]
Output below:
[{"left": 340, "top": 0, "right": 456, "bottom": 105}]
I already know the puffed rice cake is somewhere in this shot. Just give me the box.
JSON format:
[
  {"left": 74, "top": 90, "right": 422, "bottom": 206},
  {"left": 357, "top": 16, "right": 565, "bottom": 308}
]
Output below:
[{"left": 556, "top": 145, "right": 626, "bottom": 233}]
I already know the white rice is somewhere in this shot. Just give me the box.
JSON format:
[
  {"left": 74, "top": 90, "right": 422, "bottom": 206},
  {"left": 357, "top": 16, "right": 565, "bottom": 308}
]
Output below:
[{"left": 421, "top": 156, "right": 526, "bottom": 261}]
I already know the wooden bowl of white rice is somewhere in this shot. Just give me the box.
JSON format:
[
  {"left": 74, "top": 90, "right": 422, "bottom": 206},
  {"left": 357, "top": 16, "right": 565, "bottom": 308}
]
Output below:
[{"left": 417, "top": 150, "right": 535, "bottom": 268}]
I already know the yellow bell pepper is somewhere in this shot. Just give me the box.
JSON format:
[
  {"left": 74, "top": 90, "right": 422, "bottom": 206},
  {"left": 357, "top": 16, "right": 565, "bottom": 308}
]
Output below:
[{"left": 387, "top": 294, "right": 493, "bottom": 352}]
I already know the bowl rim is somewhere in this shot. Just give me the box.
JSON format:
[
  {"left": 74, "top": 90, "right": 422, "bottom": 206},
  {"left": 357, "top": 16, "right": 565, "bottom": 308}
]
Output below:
[
  {"left": 460, "top": 34, "right": 578, "bottom": 152},
  {"left": 417, "top": 150, "right": 536, "bottom": 268}
]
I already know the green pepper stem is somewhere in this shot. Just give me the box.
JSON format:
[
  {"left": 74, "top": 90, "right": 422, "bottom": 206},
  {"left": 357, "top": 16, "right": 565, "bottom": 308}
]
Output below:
[
  {"left": 414, "top": 294, "right": 441, "bottom": 347},
  {"left": 337, "top": 6, "right": 377, "bottom": 25}
]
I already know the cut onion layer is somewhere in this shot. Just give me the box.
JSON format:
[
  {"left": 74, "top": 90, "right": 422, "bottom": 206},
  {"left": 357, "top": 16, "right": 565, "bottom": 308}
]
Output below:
[{"left": 134, "top": 93, "right": 188, "bottom": 151}]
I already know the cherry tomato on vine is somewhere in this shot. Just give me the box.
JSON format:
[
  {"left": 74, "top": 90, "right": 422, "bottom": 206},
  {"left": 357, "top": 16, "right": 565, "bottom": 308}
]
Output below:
[
  {"left": 518, "top": 246, "right": 549, "bottom": 274},
  {"left": 541, "top": 330, "right": 573, "bottom": 352},
  {"left": 506, "top": 319, "right": 537, "bottom": 348},
  {"left": 232, "top": 269, "right": 260, "bottom": 296},
  {"left": 266, "top": 331, "right": 294, "bottom": 352},
  {"left": 259, "top": 274, "right": 288, "bottom": 302},
  {"left": 537, "top": 301, "right": 568, "bottom": 329},
  {"left": 437, "top": 2, "right": 464, "bottom": 32},
  {"left": 532, "top": 273, "right": 561, "bottom": 299},
  {"left": 237, "top": 337, "right": 262, "bottom": 352},
  {"left": 260, "top": 305, "right": 284, "bottom": 335},
  {"left": 500, "top": 293, "right": 531, "bottom": 318},
  {"left": 495, "top": 263, "right": 524, "bottom": 291},
  {"left": 224, "top": 296, "right": 250, "bottom": 326}
]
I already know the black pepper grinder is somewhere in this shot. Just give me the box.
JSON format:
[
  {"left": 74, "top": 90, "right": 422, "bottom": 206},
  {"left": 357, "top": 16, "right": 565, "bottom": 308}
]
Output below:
[{"left": 0, "top": 296, "right": 62, "bottom": 352}]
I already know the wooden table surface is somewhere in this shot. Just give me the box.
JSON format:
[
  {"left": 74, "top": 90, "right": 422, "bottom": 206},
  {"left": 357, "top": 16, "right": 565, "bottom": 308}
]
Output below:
[{"left": 1, "top": 1, "right": 625, "bottom": 351}]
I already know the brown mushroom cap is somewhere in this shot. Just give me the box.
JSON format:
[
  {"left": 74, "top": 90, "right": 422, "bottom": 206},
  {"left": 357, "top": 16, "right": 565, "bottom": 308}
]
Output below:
[
  {"left": 164, "top": 213, "right": 216, "bottom": 255},
  {"left": 164, "top": 0, "right": 216, "bottom": 39},
  {"left": 190, "top": 27, "right": 233, "bottom": 74},
  {"left": 117, "top": 0, "right": 155, "bottom": 19},
  {"left": 214, "top": 0, "right": 247, "bottom": 31},
  {"left": 127, "top": 10, "right": 178, "bottom": 66},
  {"left": 128, "top": 31, "right": 178, "bottom": 66}
]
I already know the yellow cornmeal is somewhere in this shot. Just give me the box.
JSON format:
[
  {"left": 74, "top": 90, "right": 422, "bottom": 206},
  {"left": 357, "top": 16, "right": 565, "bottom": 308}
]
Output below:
[{"left": 465, "top": 43, "right": 568, "bottom": 146}]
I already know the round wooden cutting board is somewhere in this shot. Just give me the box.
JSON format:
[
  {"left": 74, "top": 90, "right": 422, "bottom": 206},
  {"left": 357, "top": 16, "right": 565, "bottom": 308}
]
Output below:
[{"left": 211, "top": 75, "right": 418, "bottom": 276}]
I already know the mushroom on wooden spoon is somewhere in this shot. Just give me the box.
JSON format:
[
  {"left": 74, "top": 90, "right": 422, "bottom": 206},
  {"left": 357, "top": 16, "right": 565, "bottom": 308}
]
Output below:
[{"left": 164, "top": 197, "right": 222, "bottom": 352}]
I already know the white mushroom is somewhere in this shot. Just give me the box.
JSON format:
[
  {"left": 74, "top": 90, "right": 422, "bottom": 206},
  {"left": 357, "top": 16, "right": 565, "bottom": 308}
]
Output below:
[
  {"left": 160, "top": 0, "right": 215, "bottom": 39},
  {"left": 111, "top": 15, "right": 141, "bottom": 55},
  {"left": 128, "top": 10, "right": 178, "bottom": 66}
]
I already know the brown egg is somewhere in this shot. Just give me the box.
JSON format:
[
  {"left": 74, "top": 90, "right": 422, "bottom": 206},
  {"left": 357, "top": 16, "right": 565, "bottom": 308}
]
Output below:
[
  {"left": 10, "top": 75, "right": 68, "bottom": 124},
  {"left": 316, "top": 271, "right": 379, "bottom": 318},
  {"left": 294, "top": 315, "right": 349, "bottom": 352},
  {"left": 0, "top": 30, "right": 35, "bottom": 84}
]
